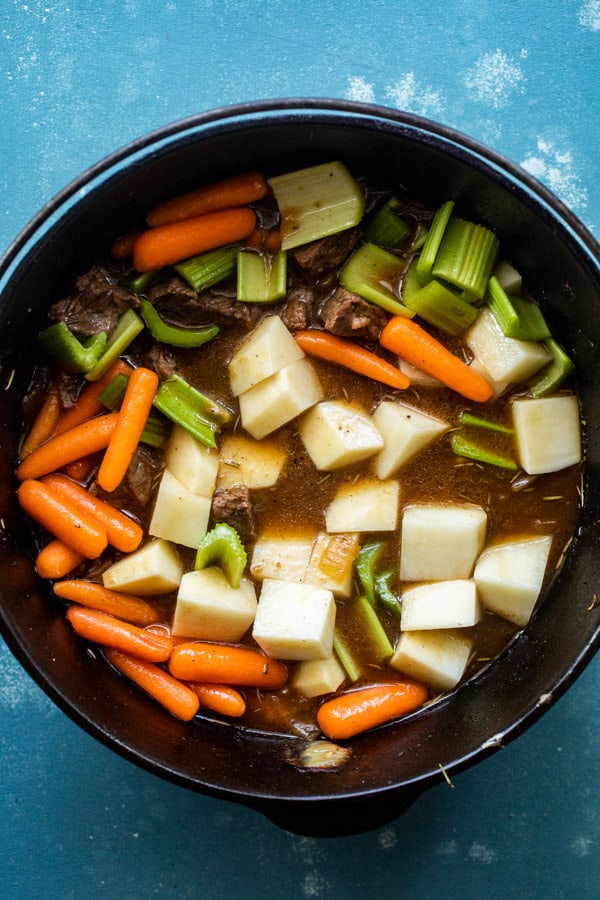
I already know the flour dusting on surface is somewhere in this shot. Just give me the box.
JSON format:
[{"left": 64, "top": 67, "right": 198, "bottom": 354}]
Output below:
[
  {"left": 578, "top": 0, "right": 600, "bottom": 30},
  {"left": 385, "top": 72, "right": 445, "bottom": 117},
  {"left": 465, "top": 49, "right": 525, "bottom": 109},
  {"left": 468, "top": 842, "right": 498, "bottom": 864},
  {"left": 521, "top": 138, "right": 589, "bottom": 213},
  {"left": 345, "top": 75, "right": 376, "bottom": 104},
  {"left": 377, "top": 826, "right": 398, "bottom": 849},
  {"left": 0, "top": 641, "right": 54, "bottom": 713}
]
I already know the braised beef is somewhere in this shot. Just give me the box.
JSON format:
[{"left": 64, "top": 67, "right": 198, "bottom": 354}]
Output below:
[
  {"left": 150, "top": 276, "right": 261, "bottom": 327},
  {"left": 211, "top": 485, "right": 256, "bottom": 544},
  {"left": 279, "top": 283, "right": 314, "bottom": 332},
  {"left": 49, "top": 266, "right": 138, "bottom": 335},
  {"left": 319, "top": 286, "right": 389, "bottom": 339},
  {"left": 143, "top": 345, "right": 178, "bottom": 380},
  {"left": 94, "top": 444, "right": 163, "bottom": 512},
  {"left": 291, "top": 228, "right": 362, "bottom": 274}
]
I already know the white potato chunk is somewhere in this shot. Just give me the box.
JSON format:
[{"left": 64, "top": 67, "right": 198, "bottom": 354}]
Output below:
[
  {"left": 400, "top": 504, "right": 487, "bottom": 582},
  {"left": 397, "top": 357, "right": 442, "bottom": 387},
  {"left": 511, "top": 394, "right": 582, "bottom": 474},
  {"left": 493, "top": 260, "right": 522, "bottom": 294},
  {"left": 292, "top": 656, "right": 346, "bottom": 698},
  {"left": 390, "top": 629, "right": 472, "bottom": 692},
  {"left": 252, "top": 578, "right": 336, "bottom": 661},
  {"left": 400, "top": 580, "right": 481, "bottom": 630},
  {"left": 299, "top": 400, "right": 384, "bottom": 471},
  {"left": 467, "top": 356, "right": 509, "bottom": 400},
  {"left": 218, "top": 433, "right": 287, "bottom": 489},
  {"left": 474, "top": 535, "right": 552, "bottom": 626},
  {"left": 165, "top": 424, "right": 219, "bottom": 496},
  {"left": 172, "top": 568, "right": 257, "bottom": 642},
  {"left": 238, "top": 357, "right": 324, "bottom": 440},
  {"left": 466, "top": 307, "right": 551, "bottom": 383},
  {"left": 102, "top": 539, "right": 183, "bottom": 595},
  {"left": 250, "top": 527, "right": 316, "bottom": 583},
  {"left": 228, "top": 315, "right": 305, "bottom": 396},
  {"left": 304, "top": 532, "right": 360, "bottom": 598},
  {"left": 325, "top": 478, "right": 400, "bottom": 533},
  {"left": 372, "top": 400, "right": 449, "bottom": 478},
  {"left": 148, "top": 468, "right": 212, "bottom": 549}
]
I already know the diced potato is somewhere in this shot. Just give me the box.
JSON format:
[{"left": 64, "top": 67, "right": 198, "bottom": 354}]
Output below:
[
  {"left": 102, "top": 539, "right": 183, "bottom": 595},
  {"left": 511, "top": 394, "right": 582, "bottom": 474},
  {"left": 399, "top": 504, "right": 487, "bottom": 582},
  {"left": 474, "top": 535, "right": 552, "bottom": 626},
  {"left": 372, "top": 400, "right": 449, "bottom": 478},
  {"left": 466, "top": 307, "right": 552, "bottom": 383},
  {"left": 493, "top": 259, "right": 522, "bottom": 294},
  {"left": 390, "top": 629, "right": 472, "bottom": 692},
  {"left": 400, "top": 580, "right": 481, "bottom": 630},
  {"left": 292, "top": 656, "right": 346, "bottom": 698},
  {"left": 218, "top": 433, "right": 287, "bottom": 489},
  {"left": 304, "top": 532, "right": 360, "bottom": 598},
  {"left": 165, "top": 424, "right": 219, "bottom": 496},
  {"left": 250, "top": 527, "right": 316, "bottom": 583},
  {"left": 252, "top": 578, "right": 336, "bottom": 661},
  {"left": 238, "top": 357, "right": 324, "bottom": 440},
  {"left": 467, "top": 356, "right": 509, "bottom": 400},
  {"left": 397, "top": 358, "right": 443, "bottom": 387},
  {"left": 228, "top": 315, "right": 305, "bottom": 396},
  {"left": 148, "top": 468, "right": 212, "bottom": 549},
  {"left": 299, "top": 400, "right": 384, "bottom": 471},
  {"left": 325, "top": 478, "right": 400, "bottom": 533},
  {"left": 172, "top": 567, "right": 257, "bottom": 642}
]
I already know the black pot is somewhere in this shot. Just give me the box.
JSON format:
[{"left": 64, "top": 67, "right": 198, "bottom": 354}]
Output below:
[{"left": 1, "top": 99, "right": 599, "bottom": 838}]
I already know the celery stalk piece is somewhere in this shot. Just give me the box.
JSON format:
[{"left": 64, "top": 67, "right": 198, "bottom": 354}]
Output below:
[
  {"left": 486, "top": 276, "right": 551, "bottom": 341},
  {"left": 364, "top": 196, "right": 411, "bottom": 248},
  {"left": 374, "top": 570, "right": 402, "bottom": 617},
  {"left": 139, "top": 297, "right": 219, "bottom": 347},
  {"left": 415, "top": 200, "right": 454, "bottom": 285},
  {"left": 355, "top": 541, "right": 384, "bottom": 606},
  {"left": 39, "top": 322, "right": 107, "bottom": 374},
  {"left": 85, "top": 309, "right": 145, "bottom": 382},
  {"left": 403, "top": 276, "right": 479, "bottom": 336},
  {"left": 458, "top": 411, "right": 513, "bottom": 434},
  {"left": 486, "top": 275, "right": 520, "bottom": 334},
  {"left": 450, "top": 432, "right": 517, "bottom": 470},
  {"left": 528, "top": 337, "right": 575, "bottom": 397},
  {"left": 174, "top": 244, "right": 239, "bottom": 293},
  {"left": 195, "top": 523, "right": 247, "bottom": 588},
  {"left": 123, "top": 270, "right": 156, "bottom": 295},
  {"left": 267, "top": 161, "right": 365, "bottom": 251},
  {"left": 432, "top": 217, "right": 499, "bottom": 301},
  {"left": 333, "top": 629, "right": 362, "bottom": 682},
  {"left": 236, "top": 248, "right": 287, "bottom": 303},
  {"left": 355, "top": 594, "right": 394, "bottom": 660},
  {"left": 153, "top": 373, "right": 232, "bottom": 449},
  {"left": 339, "top": 242, "right": 413, "bottom": 316}
]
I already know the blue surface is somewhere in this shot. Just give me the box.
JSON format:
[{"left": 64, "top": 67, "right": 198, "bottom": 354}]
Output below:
[{"left": 1, "top": 3, "right": 599, "bottom": 897}]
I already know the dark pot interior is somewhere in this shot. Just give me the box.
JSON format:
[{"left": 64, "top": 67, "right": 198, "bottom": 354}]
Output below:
[{"left": 0, "top": 100, "right": 599, "bottom": 837}]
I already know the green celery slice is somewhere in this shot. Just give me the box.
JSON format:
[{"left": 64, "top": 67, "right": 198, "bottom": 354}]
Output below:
[
  {"left": 174, "top": 244, "right": 239, "bottom": 293},
  {"left": 458, "top": 411, "right": 513, "bottom": 434},
  {"left": 486, "top": 276, "right": 551, "bottom": 340},
  {"left": 364, "top": 196, "right": 411, "bottom": 248},
  {"left": 403, "top": 274, "right": 479, "bottom": 335},
  {"left": 153, "top": 373, "right": 232, "bottom": 449},
  {"left": 333, "top": 629, "right": 361, "bottom": 682},
  {"left": 139, "top": 297, "right": 219, "bottom": 347},
  {"left": 374, "top": 570, "right": 402, "bottom": 617},
  {"left": 236, "top": 248, "right": 287, "bottom": 303},
  {"left": 85, "top": 308, "right": 145, "bottom": 381},
  {"left": 450, "top": 432, "right": 517, "bottom": 469},
  {"left": 432, "top": 217, "right": 499, "bottom": 301},
  {"left": 528, "top": 337, "right": 575, "bottom": 397},
  {"left": 39, "top": 322, "right": 107, "bottom": 374},
  {"left": 339, "top": 242, "right": 413, "bottom": 316},
  {"left": 415, "top": 200, "right": 455, "bottom": 285},
  {"left": 355, "top": 541, "right": 384, "bottom": 606},
  {"left": 355, "top": 594, "right": 394, "bottom": 660},
  {"left": 195, "top": 523, "right": 247, "bottom": 588}
]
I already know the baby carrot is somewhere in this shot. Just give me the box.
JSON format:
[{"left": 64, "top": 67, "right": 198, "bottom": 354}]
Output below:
[
  {"left": 66, "top": 605, "right": 173, "bottom": 662},
  {"left": 146, "top": 171, "right": 268, "bottom": 227},
  {"left": 18, "top": 479, "right": 108, "bottom": 559},
  {"left": 55, "top": 360, "right": 133, "bottom": 435},
  {"left": 189, "top": 683, "right": 247, "bottom": 718},
  {"left": 16, "top": 412, "right": 119, "bottom": 482},
  {"left": 42, "top": 473, "right": 143, "bottom": 553},
  {"left": 53, "top": 580, "right": 161, "bottom": 627},
  {"left": 97, "top": 367, "right": 158, "bottom": 493},
  {"left": 132, "top": 207, "right": 257, "bottom": 272},
  {"left": 104, "top": 648, "right": 200, "bottom": 721},
  {"left": 317, "top": 681, "right": 429, "bottom": 740},
  {"left": 379, "top": 316, "right": 493, "bottom": 402},
  {"left": 294, "top": 330, "right": 410, "bottom": 390},
  {"left": 20, "top": 389, "right": 61, "bottom": 459},
  {"left": 110, "top": 228, "right": 145, "bottom": 260},
  {"left": 35, "top": 540, "right": 85, "bottom": 580},
  {"left": 168, "top": 642, "right": 288, "bottom": 689}
]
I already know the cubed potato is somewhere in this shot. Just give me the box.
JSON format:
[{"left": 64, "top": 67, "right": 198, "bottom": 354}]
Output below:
[
  {"left": 252, "top": 578, "right": 336, "bottom": 661},
  {"left": 399, "top": 504, "right": 487, "bottom": 582},
  {"left": 372, "top": 400, "right": 449, "bottom": 478},
  {"left": 325, "top": 478, "right": 400, "bottom": 533},
  {"left": 397, "top": 357, "right": 443, "bottom": 387},
  {"left": 250, "top": 527, "right": 316, "bottom": 583},
  {"left": 148, "top": 468, "right": 212, "bottom": 549},
  {"left": 390, "top": 629, "right": 472, "bottom": 692},
  {"left": 304, "top": 532, "right": 360, "bottom": 597},
  {"left": 466, "top": 307, "right": 551, "bottom": 383},
  {"left": 238, "top": 357, "right": 324, "bottom": 440},
  {"left": 299, "top": 400, "right": 384, "bottom": 471},
  {"left": 511, "top": 394, "right": 582, "bottom": 474},
  {"left": 400, "top": 580, "right": 481, "bottom": 630},
  {"left": 493, "top": 259, "right": 523, "bottom": 294},
  {"left": 165, "top": 425, "right": 219, "bottom": 496},
  {"left": 172, "top": 567, "right": 257, "bottom": 642},
  {"left": 474, "top": 535, "right": 552, "bottom": 626},
  {"left": 102, "top": 539, "right": 183, "bottom": 595},
  {"left": 292, "top": 656, "right": 346, "bottom": 698},
  {"left": 468, "top": 356, "right": 509, "bottom": 400},
  {"left": 228, "top": 315, "right": 305, "bottom": 396},
  {"left": 218, "top": 433, "right": 287, "bottom": 489}
]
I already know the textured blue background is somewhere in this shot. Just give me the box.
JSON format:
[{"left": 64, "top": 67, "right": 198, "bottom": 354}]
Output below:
[{"left": 1, "top": 2, "right": 599, "bottom": 898}]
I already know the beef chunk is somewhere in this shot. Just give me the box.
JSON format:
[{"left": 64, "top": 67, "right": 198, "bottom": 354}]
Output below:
[
  {"left": 319, "top": 287, "right": 389, "bottom": 340},
  {"left": 143, "top": 344, "right": 177, "bottom": 380},
  {"left": 291, "top": 228, "right": 362, "bottom": 275},
  {"left": 279, "top": 283, "right": 313, "bottom": 332},
  {"left": 95, "top": 444, "right": 163, "bottom": 512},
  {"left": 49, "top": 266, "right": 138, "bottom": 335},
  {"left": 150, "top": 276, "right": 261, "bottom": 327},
  {"left": 211, "top": 485, "right": 256, "bottom": 544}
]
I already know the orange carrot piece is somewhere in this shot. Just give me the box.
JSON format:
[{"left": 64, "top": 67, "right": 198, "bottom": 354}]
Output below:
[
  {"left": 104, "top": 648, "right": 200, "bottom": 721},
  {"left": 35, "top": 540, "right": 85, "bottom": 580},
  {"left": 17, "top": 479, "right": 108, "bottom": 559},
  {"left": 379, "top": 316, "right": 493, "bottom": 403},
  {"left": 42, "top": 473, "right": 143, "bottom": 553},
  {"left": 132, "top": 207, "right": 257, "bottom": 272},
  {"left": 62, "top": 456, "right": 97, "bottom": 481},
  {"left": 110, "top": 229, "right": 145, "bottom": 260},
  {"left": 316, "top": 681, "right": 429, "bottom": 740},
  {"left": 168, "top": 642, "right": 288, "bottom": 689},
  {"left": 53, "top": 580, "right": 161, "bottom": 627},
  {"left": 20, "top": 390, "right": 61, "bottom": 460},
  {"left": 56, "top": 360, "right": 133, "bottom": 435},
  {"left": 66, "top": 605, "right": 173, "bottom": 662},
  {"left": 294, "top": 329, "right": 410, "bottom": 391},
  {"left": 190, "top": 683, "right": 247, "bottom": 718},
  {"left": 146, "top": 171, "right": 268, "bottom": 227},
  {"left": 245, "top": 225, "right": 282, "bottom": 252},
  {"left": 16, "top": 412, "right": 119, "bottom": 482},
  {"left": 97, "top": 367, "right": 158, "bottom": 493}
]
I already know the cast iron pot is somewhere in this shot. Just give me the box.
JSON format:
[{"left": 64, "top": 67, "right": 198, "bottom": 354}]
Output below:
[{"left": 0, "top": 99, "right": 599, "bottom": 838}]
